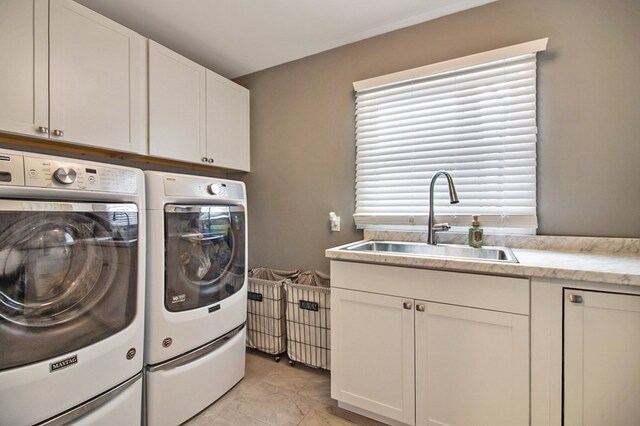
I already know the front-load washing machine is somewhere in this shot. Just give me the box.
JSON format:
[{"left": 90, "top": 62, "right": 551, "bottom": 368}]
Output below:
[
  {"left": 0, "top": 148, "right": 145, "bottom": 425},
  {"left": 144, "top": 171, "right": 247, "bottom": 426}
]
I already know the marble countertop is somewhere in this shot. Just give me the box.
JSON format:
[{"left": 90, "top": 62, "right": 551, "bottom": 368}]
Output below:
[{"left": 326, "top": 232, "right": 640, "bottom": 287}]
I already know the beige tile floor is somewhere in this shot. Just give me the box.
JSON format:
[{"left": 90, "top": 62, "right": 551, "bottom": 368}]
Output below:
[{"left": 184, "top": 349, "right": 385, "bottom": 426}]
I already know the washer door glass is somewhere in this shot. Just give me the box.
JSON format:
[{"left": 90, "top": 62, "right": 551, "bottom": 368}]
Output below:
[
  {"left": 0, "top": 203, "right": 138, "bottom": 371},
  {"left": 165, "top": 205, "right": 245, "bottom": 312}
]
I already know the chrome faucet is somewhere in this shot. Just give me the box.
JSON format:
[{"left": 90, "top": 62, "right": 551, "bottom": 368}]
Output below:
[{"left": 427, "top": 171, "right": 459, "bottom": 245}]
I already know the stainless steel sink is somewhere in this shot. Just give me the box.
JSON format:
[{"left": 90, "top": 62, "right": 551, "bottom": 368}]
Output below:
[{"left": 342, "top": 241, "right": 519, "bottom": 263}]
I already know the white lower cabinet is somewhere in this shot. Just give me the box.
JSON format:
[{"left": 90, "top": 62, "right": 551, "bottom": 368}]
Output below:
[
  {"left": 415, "top": 302, "right": 529, "bottom": 426},
  {"left": 331, "top": 289, "right": 415, "bottom": 424},
  {"left": 531, "top": 279, "right": 640, "bottom": 426},
  {"left": 331, "top": 261, "right": 530, "bottom": 426},
  {"left": 564, "top": 289, "right": 640, "bottom": 426}
]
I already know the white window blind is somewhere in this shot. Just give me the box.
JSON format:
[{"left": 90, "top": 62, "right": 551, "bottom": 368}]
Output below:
[{"left": 353, "top": 39, "right": 547, "bottom": 230}]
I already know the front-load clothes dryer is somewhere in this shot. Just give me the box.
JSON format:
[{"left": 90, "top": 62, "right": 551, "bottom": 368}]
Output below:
[
  {"left": 144, "top": 171, "right": 247, "bottom": 426},
  {"left": 0, "top": 148, "right": 145, "bottom": 426}
]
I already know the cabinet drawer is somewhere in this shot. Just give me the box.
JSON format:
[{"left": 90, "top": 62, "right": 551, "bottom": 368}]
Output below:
[{"left": 331, "top": 261, "right": 529, "bottom": 315}]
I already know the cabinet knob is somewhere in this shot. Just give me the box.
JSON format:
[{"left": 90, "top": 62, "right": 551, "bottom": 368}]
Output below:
[
  {"left": 403, "top": 302, "right": 412, "bottom": 310},
  {"left": 37, "top": 126, "right": 49, "bottom": 134},
  {"left": 52, "top": 129, "right": 64, "bottom": 137},
  {"left": 568, "top": 294, "right": 583, "bottom": 304},
  {"left": 416, "top": 304, "right": 425, "bottom": 312},
  {"left": 201, "top": 157, "right": 208, "bottom": 163},
  {"left": 208, "top": 158, "right": 214, "bottom": 164}
]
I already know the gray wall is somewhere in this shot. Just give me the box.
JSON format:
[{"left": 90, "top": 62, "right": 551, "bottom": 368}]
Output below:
[{"left": 235, "top": 0, "right": 640, "bottom": 272}]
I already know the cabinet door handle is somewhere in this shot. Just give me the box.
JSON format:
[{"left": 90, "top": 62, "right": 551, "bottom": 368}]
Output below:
[
  {"left": 52, "top": 129, "right": 64, "bottom": 137},
  {"left": 568, "top": 294, "right": 583, "bottom": 304},
  {"left": 208, "top": 158, "right": 214, "bottom": 164},
  {"left": 37, "top": 126, "right": 49, "bottom": 134},
  {"left": 403, "top": 302, "right": 412, "bottom": 310},
  {"left": 201, "top": 157, "right": 208, "bottom": 163},
  {"left": 416, "top": 304, "right": 425, "bottom": 312}
]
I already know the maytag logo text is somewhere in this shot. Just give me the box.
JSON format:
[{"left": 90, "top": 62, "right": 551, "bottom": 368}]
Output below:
[{"left": 50, "top": 355, "right": 78, "bottom": 372}]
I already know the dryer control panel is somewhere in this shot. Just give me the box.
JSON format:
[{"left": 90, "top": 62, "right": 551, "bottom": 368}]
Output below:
[{"left": 164, "top": 176, "right": 245, "bottom": 201}]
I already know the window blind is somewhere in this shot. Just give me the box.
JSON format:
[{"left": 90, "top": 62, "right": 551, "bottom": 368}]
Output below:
[{"left": 353, "top": 40, "right": 547, "bottom": 230}]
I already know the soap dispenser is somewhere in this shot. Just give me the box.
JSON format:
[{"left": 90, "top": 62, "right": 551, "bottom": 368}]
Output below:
[{"left": 468, "top": 215, "right": 484, "bottom": 248}]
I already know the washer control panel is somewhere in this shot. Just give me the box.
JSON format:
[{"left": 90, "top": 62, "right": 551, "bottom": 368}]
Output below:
[
  {"left": 24, "top": 156, "right": 138, "bottom": 193},
  {"left": 0, "top": 150, "right": 25, "bottom": 187},
  {"left": 53, "top": 167, "right": 77, "bottom": 185}
]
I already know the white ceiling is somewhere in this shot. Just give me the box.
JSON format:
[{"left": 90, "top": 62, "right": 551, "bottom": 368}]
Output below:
[{"left": 76, "top": 0, "right": 495, "bottom": 79}]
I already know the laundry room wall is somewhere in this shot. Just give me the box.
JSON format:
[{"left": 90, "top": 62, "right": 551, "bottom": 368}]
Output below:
[{"left": 234, "top": 0, "right": 640, "bottom": 273}]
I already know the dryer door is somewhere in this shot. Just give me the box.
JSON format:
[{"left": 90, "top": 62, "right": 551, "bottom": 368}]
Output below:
[
  {"left": 164, "top": 205, "right": 245, "bottom": 312},
  {"left": 0, "top": 201, "right": 139, "bottom": 371}
]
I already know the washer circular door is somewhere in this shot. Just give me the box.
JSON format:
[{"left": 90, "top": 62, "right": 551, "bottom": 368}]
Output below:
[
  {"left": 0, "top": 203, "right": 139, "bottom": 372},
  {"left": 0, "top": 213, "right": 117, "bottom": 327}
]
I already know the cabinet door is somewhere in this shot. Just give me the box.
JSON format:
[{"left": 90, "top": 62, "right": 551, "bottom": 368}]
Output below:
[
  {"left": 331, "top": 288, "right": 415, "bottom": 425},
  {"left": 415, "top": 301, "right": 529, "bottom": 426},
  {"left": 564, "top": 290, "right": 640, "bottom": 426},
  {"left": 149, "top": 40, "right": 206, "bottom": 164},
  {"left": 206, "top": 70, "right": 250, "bottom": 171},
  {"left": 49, "top": 0, "right": 147, "bottom": 154},
  {"left": 0, "top": 0, "right": 48, "bottom": 137}
]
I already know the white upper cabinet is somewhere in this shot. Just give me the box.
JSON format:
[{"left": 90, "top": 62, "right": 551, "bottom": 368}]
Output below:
[
  {"left": 0, "top": 0, "right": 48, "bottom": 137},
  {"left": 0, "top": 1, "right": 249, "bottom": 168},
  {"left": 206, "top": 70, "right": 250, "bottom": 171},
  {"left": 49, "top": 0, "right": 147, "bottom": 154},
  {"left": 148, "top": 40, "right": 206, "bottom": 164},
  {"left": 0, "top": 0, "right": 147, "bottom": 154},
  {"left": 149, "top": 41, "right": 250, "bottom": 171}
]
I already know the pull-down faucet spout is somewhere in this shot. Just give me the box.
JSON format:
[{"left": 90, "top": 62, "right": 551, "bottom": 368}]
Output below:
[{"left": 427, "top": 171, "right": 459, "bottom": 245}]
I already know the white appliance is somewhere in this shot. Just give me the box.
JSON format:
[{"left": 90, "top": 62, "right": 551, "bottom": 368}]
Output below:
[
  {"left": 0, "top": 148, "right": 146, "bottom": 425},
  {"left": 144, "top": 171, "right": 247, "bottom": 426}
]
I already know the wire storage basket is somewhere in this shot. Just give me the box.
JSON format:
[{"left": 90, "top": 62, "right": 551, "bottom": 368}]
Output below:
[
  {"left": 285, "top": 271, "right": 331, "bottom": 370},
  {"left": 247, "top": 268, "right": 300, "bottom": 361},
  {"left": 296, "top": 270, "right": 331, "bottom": 288}
]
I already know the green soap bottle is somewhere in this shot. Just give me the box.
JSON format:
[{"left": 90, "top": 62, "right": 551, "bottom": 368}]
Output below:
[{"left": 468, "top": 215, "right": 484, "bottom": 248}]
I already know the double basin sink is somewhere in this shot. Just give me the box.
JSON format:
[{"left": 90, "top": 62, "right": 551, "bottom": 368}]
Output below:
[{"left": 341, "top": 240, "right": 519, "bottom": 263}]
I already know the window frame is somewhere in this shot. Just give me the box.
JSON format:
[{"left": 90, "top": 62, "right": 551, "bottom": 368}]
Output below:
[{"left": 352, "top": 39, "right": 548, "bottom": 232}]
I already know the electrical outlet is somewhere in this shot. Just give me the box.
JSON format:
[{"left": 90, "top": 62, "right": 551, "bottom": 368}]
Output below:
[{"left": 331, "top": 215, "right": 341, "bottom": 232}]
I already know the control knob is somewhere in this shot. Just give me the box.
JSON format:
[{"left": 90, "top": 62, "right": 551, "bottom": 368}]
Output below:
[
  {"left": 53, "top": 167, "right": 77, "bottom": 185},
  {"left": 207, "top": 183, "right": 222, "bottom": 195}
]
